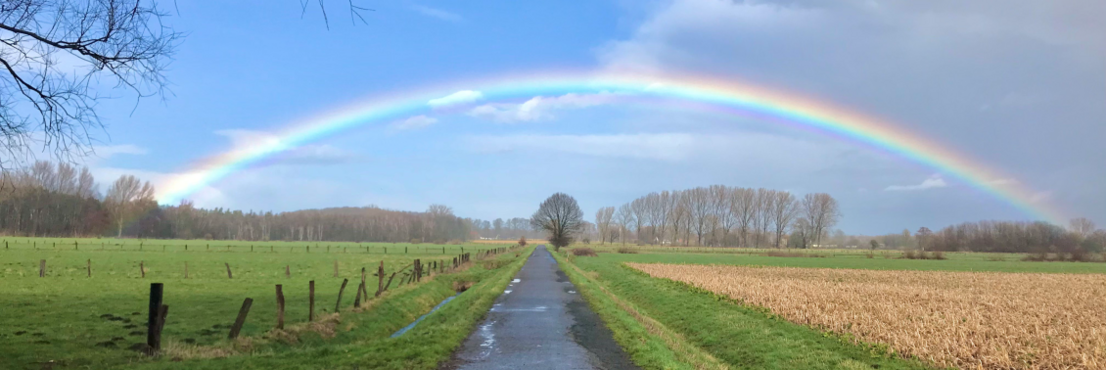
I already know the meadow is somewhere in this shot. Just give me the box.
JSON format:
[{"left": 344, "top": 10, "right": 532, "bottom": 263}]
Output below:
[
  {"left": 555, "top": 245, "right": 1105, "bottom": 370},
  {"left": 0, "top": 236, "right": 528, "bottom": 369}
]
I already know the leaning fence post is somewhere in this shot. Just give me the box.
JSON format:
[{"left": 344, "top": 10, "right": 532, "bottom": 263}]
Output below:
[
  {"left": 354, "top": 281, "right": 364, "bottom": 308},
  {"left": 39, "top": 259, "right": 45, "bottom": 277},
  {"left": 147, "top": 283, "right": 164, "bottom": 354},
  {"left": 275, "top": 285, "right": 285, "bottom": 330},
  {"left": 360, "top": 267, "right": 368, "bottom": 300},
  {"left": 334, "top": 279, "right": 349, "bottom": 312},
  {"left": 225, "top": 263, "right": 233, "bottom": 279},
  {"left": 228, "top": 298, "right": 253, "bottom": 339},
  {"left": 309, "top": 281, "right": 316, "bottom": 322}
]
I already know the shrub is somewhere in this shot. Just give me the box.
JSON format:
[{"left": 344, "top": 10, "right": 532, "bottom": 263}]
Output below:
[
  {"left": 571, "top": 248, "right": 597, "bottom": 257},
  {"left": 409, "top": 238, "right": 421, "bottom": 244},
  {"left": 616, "top": 247, "right": 637, "bottom": 254}
]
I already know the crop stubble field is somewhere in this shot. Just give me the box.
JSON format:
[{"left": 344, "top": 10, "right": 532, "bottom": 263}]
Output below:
[{"left": 628, "top": 262, "right": 1106, "bottom": 370}]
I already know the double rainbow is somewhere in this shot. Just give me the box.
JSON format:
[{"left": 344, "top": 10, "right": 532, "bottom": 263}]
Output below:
[{"left": 157, "top": 72, "right": 1063, "bottom": 223}]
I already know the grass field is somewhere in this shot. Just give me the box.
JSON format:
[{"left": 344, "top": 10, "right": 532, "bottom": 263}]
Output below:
[
  {"left": 0, "top": 236, "right": 526, "bottom": 369},
  {"left": 557, "top": 247, "right": 1106, "bottom": 370}
]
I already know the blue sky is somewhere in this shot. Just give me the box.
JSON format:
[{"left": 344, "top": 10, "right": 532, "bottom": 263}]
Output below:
[{"left": 82, "top": 0, "right": 1106, "bottom": 234}]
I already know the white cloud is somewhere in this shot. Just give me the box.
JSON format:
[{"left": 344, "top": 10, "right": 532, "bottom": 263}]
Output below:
[
  {"left": 427, "top": 90, "right": 484, "bottom": 108},
  {"left": 467, "top": 93, "right": 616, "bottom": 123},
  {"left": 410, "top": 4, "right": 462, "bottom": 22},
  {"left": 885, "top": 174, "right": 948, "bottom": 191},
  {"left": 392, "top": 115, "right": 439, "bottom": 130}
]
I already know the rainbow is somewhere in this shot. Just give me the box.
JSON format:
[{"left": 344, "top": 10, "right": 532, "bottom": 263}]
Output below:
[{"left": 157, "top": 71, "right": 1064, "bottom": 223}]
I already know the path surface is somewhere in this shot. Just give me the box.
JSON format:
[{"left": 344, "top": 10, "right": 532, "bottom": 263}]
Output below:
[{"left": 442, "top": 246, "right": 638, "bottom": 370}]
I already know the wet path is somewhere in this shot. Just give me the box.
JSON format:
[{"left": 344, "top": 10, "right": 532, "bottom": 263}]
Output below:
[{"left": 441, "top": 246, "right": 638, "bottom": 370}]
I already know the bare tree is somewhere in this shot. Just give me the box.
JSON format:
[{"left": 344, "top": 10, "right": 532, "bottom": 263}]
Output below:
[
  {"left": 1070, "top": 218, "right": 1096, "bottom": 238},
  {"left": 104, "top": 174, "right": 154, "bottom": 237},
  {"left": 614, "top": 203, "right": 634, "bottom": 244},
  {"left": 0, "top": 1, "right": 180, "bottom": 165},
  {"left": 530, "top": 193, "right": 583, "bottom": 251},
  {"left": 770, "top": 191, "right": 797, "bottom": 248},
  {"left": 687, "top": 187, "right": 711, "bottom": 245},
  {"left": 595, "top": 206, "right": 614, "bottom": 244},
  {"left": 731, "top": 187, "right": 755, "bottom": 247},
  {"left": 630, "top": 197, "right": 647, "bottom": 244},
  {"left": 800, "top": 193, "right": 840, "bottom": 247}
]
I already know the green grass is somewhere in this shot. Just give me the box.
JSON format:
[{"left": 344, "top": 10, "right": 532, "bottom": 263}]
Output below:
[
  {"left": 551, "top": 250, "right": 729, "bottom": 370},
  {"left": 562, "top": 252, "right": 937, "bottom": 370},
  {"left": 0, "top": 236, "right": 524, "bottom": 369}
]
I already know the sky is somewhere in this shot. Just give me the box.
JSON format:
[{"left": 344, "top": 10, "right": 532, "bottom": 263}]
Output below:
[{"left": 70, "top": 0, "right": 1105, "bottom": 234}]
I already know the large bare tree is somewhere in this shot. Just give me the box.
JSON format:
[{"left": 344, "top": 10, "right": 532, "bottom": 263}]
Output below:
[
  {"left": 104, "top": 174, "right": 154, "bottom": 237},
  {"left": 530, "top": 192, "right": 583, "bottom": 251},
  {"left": 770, "top": 190, "right": 797, "bottom": 248},
  {"left": 800, "top": 193, "right": 841, "bottom": 247},
  {"left": 594, "top": 206, "right": 614, "bottom": 244},
  {"left": 0, "top": 0, "right": 180, "bottom": 165}
]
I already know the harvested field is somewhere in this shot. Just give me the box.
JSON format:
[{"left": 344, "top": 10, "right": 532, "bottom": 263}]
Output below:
[{"left": 628, "top": 263, "right": 1106, "bottom": 370}]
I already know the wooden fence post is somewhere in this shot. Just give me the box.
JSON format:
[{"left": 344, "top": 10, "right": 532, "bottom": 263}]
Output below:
[
  {"left": 353, "top": 281, "right": 363, "bottom": 308},
  {"left": 140, "top": 261, "right": 145, "bottom": 278},
  {"left": 147, "top": 283, "right": 164, "bottom": 354},
  {"left": 225, "top": 263, "right": 233, "bottom": 279},
  {"left": 376, "top": 261, "right": 384, "bottom": 297},
  {"left": 228, "top": 298, "right": 253, "bottom": 339},
  {"left": 309, "top": 281, "right": 315, "bottom": 322},
  {"left": 39, "top": 259, "right": 45, "bottom": 277},
  {"left": 334, "top": 279, "right": 349, "bottom": 312},
  {"left": 360, "top": 267, "right": 368, "bottom": 300},
  {"left": 275, "top": 285, "right": 285, "bottom": 330}
]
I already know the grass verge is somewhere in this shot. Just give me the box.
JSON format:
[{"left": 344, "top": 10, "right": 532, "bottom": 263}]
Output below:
[{"left": 553, "top": 250, "right": 729, "bottom": 370}]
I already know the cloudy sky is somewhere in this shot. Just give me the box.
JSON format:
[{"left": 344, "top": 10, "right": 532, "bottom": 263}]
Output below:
[{"left": 78, "top": 0, "right": 1104, "bottom": 234}]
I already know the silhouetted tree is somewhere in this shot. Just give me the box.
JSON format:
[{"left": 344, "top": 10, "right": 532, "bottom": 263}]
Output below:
[{"left": 530, "top": 193, "right": 583, "bottom": 251}]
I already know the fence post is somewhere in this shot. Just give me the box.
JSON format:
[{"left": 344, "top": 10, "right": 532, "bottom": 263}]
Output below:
[
  {"left": 147, "top": 283, "right": 164, "bottom": 354},
  {"left": 309, "top": 281, "right": 315, "bottom": 322},
  {"left": 275, "top": 285, "right": 285, "bottom": 330},
  {"left": 354, "top": 281, "right": 363, "bottom": 308},
  {"left": 360, "top": 267, "right": 368, "bottom": 300},
  {"left": 334, "top": 279, "right": 349, "bottom": 312},
  {"left": 376, "top": 261, "right": 384, "bottom": 297},
  {"left": 285, "top": 265, "right": 290, "bottom": 278},
  {"left": 140, "top": 261, "right": 145, "bottom": 278},
  {"left": 228, "top": 298, "right": 253, "bottom": 339},
  {"left": 39, "top": 259, "right": 45, "bottom": 277},
  {"left": 225, "top": 263, "right": 233, "bottom": 279},
  {"left": 87, "top": 259, "right": 91, "bottom": 278}
]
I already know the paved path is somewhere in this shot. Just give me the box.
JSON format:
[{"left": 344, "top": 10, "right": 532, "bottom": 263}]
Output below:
[{"left": 441, "top": 246, "right": 638, "bottom": 370}]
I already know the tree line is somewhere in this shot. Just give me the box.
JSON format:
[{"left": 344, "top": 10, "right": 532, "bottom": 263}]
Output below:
[
  {"left": 0, "top": 161, "right": 473, "bottom": 242},
  {"left": 594, "top": 186, "right": 841, "bottom": 248}
]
